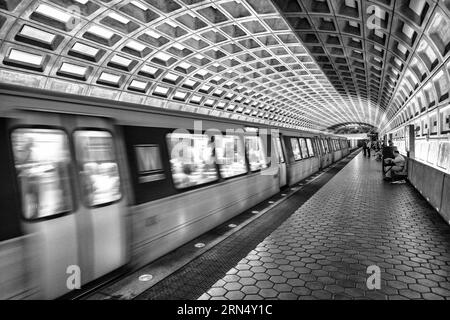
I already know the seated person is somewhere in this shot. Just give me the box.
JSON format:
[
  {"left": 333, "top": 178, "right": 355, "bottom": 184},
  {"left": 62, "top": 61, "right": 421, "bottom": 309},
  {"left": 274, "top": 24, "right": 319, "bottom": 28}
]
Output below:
[
  {"left": 384, "top": 150, "right": 405, "bottom": 181},
  {"left": 374, "top": 149, "right": 383, "bottom": 161}
]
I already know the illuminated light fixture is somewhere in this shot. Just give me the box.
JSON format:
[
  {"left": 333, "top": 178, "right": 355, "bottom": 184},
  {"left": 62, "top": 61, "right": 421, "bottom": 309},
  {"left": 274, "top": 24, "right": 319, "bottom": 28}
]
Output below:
[
  {"left": 204, "top": 99, "right": 215, "bottom": 107},
  {"left": 152, "top": 51, "right": 175, "bottom": 66},
  {"left": 190, "top": 53, "right": 209, "bottom": 66},
  {"left": 128, "top": 79, "right": 148, "bottom": 93},
  {"left": 139, "top": 29, "right": 170, "bottom": 48},
  {"left": 173, "top": 90, "right": 188, "bottom": 101},
  {"left": 102, "top": 11, "right": 139, "bottom": 34},
  {"left": 200, "top": 84, "right": 210, "bottom": 90},
  {"left": 121, "top": 1, "right": 160, "bottom": 23},
  {"left": 88, "top": 25, "right": 114, "bottom": 39},
  {"left": 163, "top": 72, "right": 180, "bottom": 84},
  {"left": 109, "top": 55, "right": 131, "bottom": 67},
  {"left": 172, "top": 42, "right": 185, "bottom": 50},
  {"left": 165, "top": 19, "right": 178, "bottom": 28},
  {"left": 190, "top": 95, "right": 203, "bottom": 104},
  {"left": 197, "top": 69, "right": 208, "bottom": 77},
  {"left": 31, "top": 4, "right": 75, "bottom": 31},
  {"left": 68, "top": 42, "right": 104, "bottom": 62},
  {"left": 97, "top": 71, "right": 123, "bottom": 87},
  {"left": 194, "top": 69, "right": 210, "bottom": 80},
  {"left": 153, "top": 85, "right": 170, "bottom": 97},
  {"left": 139, "top": 64, "right": 161, "bottom": 79},
  {"left": 175, "top": 62, "right": 194, "bottom": 74},
  {"left": 216, "top": 102, "right": 226, "bottom": 109},
  {"left": 131, "top": 0, "right": 147, "bottom": 10},
  {"left": 211, "top": 75, "right": 223, "bottom": 83},
  {"left": 4, "top": 48, "right": 48, "bottom": 71},
  {"left": 146, "top": 30, "right": 161, "bottom": 38},
  {"left": 57, "top": 62, "right": 91, "bottom": 80},
  {"left": 83, "top": 25, "right": 121, "bottom": 46},
  {"left": 182, "top": 78, "right": 197, "bottom": 89},
  {"left": 108, "top": 54, "right": 137, "bottom": 71},
  {"left": 15, "top": 25, "right": 63, "bottom": 50},
  {"left": 108, "top": 12, "right": 130, "bottom": 25},
  {"left": 123, "top": 40, "right": 152, "bottom": 58}
]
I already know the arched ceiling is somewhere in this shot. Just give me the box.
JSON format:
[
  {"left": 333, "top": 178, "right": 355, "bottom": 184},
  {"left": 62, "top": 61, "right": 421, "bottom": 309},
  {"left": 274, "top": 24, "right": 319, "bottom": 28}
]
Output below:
[
  {"left": 273, "top": 0, "right": 450, "bottom": 135},
  {"left": 0, "top": 0, "right": 448, "bottom": 133},
  {"left": 327, "top": 122, "right": 377, "bottom": 134}
]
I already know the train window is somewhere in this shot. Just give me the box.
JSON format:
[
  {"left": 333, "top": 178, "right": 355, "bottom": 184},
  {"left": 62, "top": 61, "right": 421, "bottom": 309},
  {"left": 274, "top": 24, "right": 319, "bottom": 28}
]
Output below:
[
  {"left": 306, "top": 138, "right": 315, "bottom": 157},
  {"left": 299, "top": 138, "right": 309, "bottom": 158},
  {"left": 321, "top": 139, "right": 328, "bottom": 153},
  {"left": 166, "top": 133, "right": 218, "bottom": 189},
  {"left": 275, "top": 137, "right": 285, "bottom": 163},
  {"left": 437, "top": 142, "right": 450, "bottom": 170},
  {"left": 245, "top": 135, "right": 269, "bottom": 172},
  {"left": 134, "top": 144, "right": 165, "bottom": 183},
  {"left": 74, "top": 130, "right": 122, "bottom": 207},
  {"left": 214, "top": 135, "right": 247, "bottom": 178},
  {"left": 11, "top": 128, "right": 72, "bottom": 220},
  {"left": 290, "top": 138, "right": 302, "bottom": 161},
  {"left": 318, "top": 139, "right": 324, "bottom": 154}
]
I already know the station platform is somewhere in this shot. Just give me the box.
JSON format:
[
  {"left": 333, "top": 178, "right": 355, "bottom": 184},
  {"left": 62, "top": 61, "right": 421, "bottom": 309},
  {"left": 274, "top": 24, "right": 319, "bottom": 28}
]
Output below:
[
  {"left": 99, "top": 151, "right": 450, "bottom": 301},
  {"left": 191, "top": 152, "right": 450, "bottom": 300}
]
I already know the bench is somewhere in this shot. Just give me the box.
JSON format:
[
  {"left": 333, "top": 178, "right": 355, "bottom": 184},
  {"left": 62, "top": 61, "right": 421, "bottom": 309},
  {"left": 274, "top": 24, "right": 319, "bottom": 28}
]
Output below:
[{"left": 391, "top": 160, "right": 408, "bottom": 181}]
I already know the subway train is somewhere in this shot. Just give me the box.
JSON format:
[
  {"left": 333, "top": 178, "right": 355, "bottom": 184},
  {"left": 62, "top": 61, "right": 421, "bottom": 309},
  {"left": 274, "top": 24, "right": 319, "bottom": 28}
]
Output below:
[{"left": 0, "top": 87, "right": 354, "bottom": 299}]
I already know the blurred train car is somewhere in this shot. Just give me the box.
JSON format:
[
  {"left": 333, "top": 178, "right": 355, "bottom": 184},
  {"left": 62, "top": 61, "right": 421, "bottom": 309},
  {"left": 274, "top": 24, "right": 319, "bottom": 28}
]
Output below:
[{"left": 0, "top": 89, "right": 354, "bottom": 299}]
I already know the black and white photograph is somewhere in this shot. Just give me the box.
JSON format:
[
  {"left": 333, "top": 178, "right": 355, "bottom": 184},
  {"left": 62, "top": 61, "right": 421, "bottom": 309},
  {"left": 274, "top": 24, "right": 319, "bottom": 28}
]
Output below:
[{"left": 0, "top": 0, "right": 449, "bottom": 316}]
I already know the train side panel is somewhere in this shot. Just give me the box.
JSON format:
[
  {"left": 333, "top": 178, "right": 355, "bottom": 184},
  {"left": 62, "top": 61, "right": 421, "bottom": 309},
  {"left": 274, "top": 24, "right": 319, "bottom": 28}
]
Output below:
[{"left": 131, "top": 173, "right": 279, "bottom": 268}]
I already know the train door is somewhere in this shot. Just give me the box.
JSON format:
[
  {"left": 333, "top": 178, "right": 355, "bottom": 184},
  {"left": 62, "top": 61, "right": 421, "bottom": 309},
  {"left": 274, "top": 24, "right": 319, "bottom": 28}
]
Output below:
[
  {"left": 71, "top": 116, "right": 127, "bottom": 281},
  {"left": 8, "top": 111, "right": 127, "bottom": 298},
  {"left": 327, "top": 138, "right": 335, "bottom": 163},
  {"left": 320, "top": 138, "right": 328, "bottom": 168},
  {"left": 314, "top": 137, "right": 324, "bottom": 169},
  {"left": 275, "top": 135, "right": 287, "bottom": 188}
]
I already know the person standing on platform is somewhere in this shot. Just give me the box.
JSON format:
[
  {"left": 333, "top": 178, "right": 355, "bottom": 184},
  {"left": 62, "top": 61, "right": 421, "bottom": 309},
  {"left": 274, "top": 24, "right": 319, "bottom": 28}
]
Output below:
[
  {"left": 362, "top": 140, "right": 367, "bottom": 157},
  {"left": 367, "top": 140, "right": 372, "bottom": 158}
]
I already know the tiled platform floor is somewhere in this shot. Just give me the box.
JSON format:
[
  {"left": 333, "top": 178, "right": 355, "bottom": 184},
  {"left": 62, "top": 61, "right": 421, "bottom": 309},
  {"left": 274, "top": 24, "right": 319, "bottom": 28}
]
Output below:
[{"left": 199, "top": 153, "right": 450, "bottom": 300}]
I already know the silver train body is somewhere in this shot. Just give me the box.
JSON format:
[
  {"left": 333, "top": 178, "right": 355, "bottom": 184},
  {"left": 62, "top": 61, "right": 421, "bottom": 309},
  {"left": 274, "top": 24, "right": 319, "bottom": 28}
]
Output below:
[{"left": 0, "top": 88, "right": 353, "bottom": 299}]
